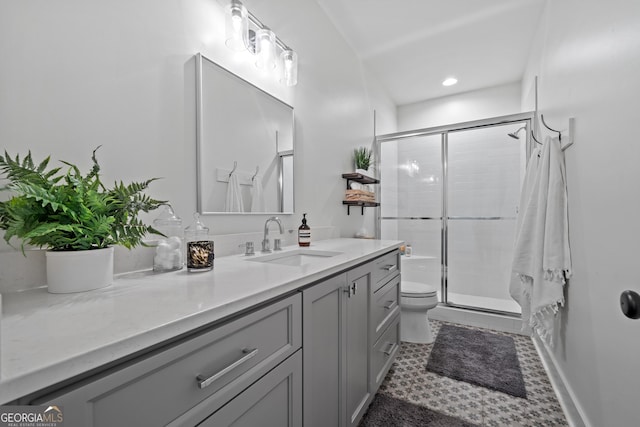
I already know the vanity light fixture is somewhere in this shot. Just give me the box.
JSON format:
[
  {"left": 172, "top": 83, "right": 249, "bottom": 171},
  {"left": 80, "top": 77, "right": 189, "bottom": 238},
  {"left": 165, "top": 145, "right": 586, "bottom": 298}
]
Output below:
[
  {"left": 280, "top": 49, "right": 298, "bottom": 86},
  {"left": 442, "top": 77, "right": 458, "bottom": 86},
  {"left": 224, "top": 0, "right": 298, "bottom": 86},
  {"left": 225, "top": 0, "right": 248, "bottom": 52},
  {"left": 255, "top": 27, "right": 277, "bottom": 69}
]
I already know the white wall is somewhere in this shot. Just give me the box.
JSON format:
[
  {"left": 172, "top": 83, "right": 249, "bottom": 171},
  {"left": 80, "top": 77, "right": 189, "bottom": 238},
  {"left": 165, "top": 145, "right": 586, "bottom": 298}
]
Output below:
[
  {"left": 522, "top": 1, "right": 640, "bottom": 425},
  {"left": 0, "top": 0, "right": 396, "bottom": 291},
  {"left": 397, "top": 81, "right": 522, "bottom": 131}
]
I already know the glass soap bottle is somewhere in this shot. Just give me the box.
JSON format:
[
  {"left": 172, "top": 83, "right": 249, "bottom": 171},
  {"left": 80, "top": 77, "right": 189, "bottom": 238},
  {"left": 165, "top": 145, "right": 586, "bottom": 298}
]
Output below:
[
  {"left": 184, "top": 213, "right": 214, "bottom": 272},
  {"left": 153, "top": 205, "right": 183, "bottom": 272}
]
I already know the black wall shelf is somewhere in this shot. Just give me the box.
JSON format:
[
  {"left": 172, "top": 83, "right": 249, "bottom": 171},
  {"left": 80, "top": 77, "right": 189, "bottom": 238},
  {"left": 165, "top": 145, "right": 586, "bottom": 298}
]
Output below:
[{"left": 342, "top": 173, "right": 380, "bottom": 215}]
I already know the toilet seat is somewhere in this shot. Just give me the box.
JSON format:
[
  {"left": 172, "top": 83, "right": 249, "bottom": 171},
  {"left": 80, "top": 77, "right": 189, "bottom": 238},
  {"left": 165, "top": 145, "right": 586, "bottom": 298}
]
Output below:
[{"left": 401, "top": 281, "right": 437, "bottom": 298}]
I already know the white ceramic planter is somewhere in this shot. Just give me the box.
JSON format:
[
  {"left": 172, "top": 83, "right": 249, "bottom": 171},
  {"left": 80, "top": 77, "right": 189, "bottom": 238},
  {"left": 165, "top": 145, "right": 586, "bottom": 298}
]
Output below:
[
  {"left": 46, "top": 247, "right": 114, "bottom": 294},
  {"left": 355, "top": 168, "right": 370, "bottom": 177}
]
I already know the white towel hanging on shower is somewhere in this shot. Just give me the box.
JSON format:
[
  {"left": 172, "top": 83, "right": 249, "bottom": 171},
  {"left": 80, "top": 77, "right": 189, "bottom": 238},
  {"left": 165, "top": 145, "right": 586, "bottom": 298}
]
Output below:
[
  {"left": 225, "top": 172, "right": 244, "bottom": 212},
  {"left": 509, "top": 136, "right": 572, "bottom": 346},
  {"left": 250, "top": 175, "right": 265, "bottom": 212}
]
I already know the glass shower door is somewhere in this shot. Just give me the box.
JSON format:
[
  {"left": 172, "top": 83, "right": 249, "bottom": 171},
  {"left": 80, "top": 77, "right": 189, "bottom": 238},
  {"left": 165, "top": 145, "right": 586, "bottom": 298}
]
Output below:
[
  {"left": 380, "top": 134, "right": 441, "bottom": 293},
  {"left": 445, "top": 123, "right": 526, "bottom": 313}
]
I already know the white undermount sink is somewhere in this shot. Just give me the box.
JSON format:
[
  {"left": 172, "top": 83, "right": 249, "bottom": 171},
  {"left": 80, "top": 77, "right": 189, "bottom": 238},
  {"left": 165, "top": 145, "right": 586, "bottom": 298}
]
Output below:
[{"left": 247, "top": 249, "right": 343, "bottom": 266}]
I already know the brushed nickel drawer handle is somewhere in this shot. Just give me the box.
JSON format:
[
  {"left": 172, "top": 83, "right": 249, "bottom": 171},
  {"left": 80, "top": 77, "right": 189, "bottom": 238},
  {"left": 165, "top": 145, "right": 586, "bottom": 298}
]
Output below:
[
  {"left": 382, "top": 264, "right": 397, "bottom": 273},
  {"left": 383, "top": 300, "right": 397, "bottom": 310},
  {"left": 382, "top": 342, "right": 398, "bottom": 356},
  {"left": 196, "top": 348, "right": 258, "bottom": 389}
]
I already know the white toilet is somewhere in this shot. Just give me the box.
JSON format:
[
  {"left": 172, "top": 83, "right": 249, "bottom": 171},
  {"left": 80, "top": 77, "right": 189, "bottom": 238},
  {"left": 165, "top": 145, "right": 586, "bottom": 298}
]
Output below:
[{"left": 400, "top": 256, "right": 439, "bottom": 343}]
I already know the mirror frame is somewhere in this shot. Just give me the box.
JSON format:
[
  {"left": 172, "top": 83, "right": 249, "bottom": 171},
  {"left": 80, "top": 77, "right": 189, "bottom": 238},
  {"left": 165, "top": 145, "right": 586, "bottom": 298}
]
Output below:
[{"left": 195, "top": 53, "right": 295, "bottom": 215}]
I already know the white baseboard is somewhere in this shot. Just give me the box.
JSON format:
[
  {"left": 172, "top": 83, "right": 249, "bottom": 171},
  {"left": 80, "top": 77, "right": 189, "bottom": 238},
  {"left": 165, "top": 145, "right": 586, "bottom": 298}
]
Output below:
[{"left": 531, "top": 334, "right": 590, "bottom": 427}]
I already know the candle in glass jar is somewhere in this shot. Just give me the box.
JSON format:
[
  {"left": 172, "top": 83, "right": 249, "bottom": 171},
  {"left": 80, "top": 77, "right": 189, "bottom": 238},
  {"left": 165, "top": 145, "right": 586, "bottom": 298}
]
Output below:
[{"left": 184, "top": 213, "right": 214, "bottom": 272}]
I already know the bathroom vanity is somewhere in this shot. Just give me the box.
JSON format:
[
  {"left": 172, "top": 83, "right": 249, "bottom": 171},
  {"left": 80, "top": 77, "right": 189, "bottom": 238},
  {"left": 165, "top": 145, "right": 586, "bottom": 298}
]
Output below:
[{"left": 0, "top": 238, "right": 401, "bottom": 427}]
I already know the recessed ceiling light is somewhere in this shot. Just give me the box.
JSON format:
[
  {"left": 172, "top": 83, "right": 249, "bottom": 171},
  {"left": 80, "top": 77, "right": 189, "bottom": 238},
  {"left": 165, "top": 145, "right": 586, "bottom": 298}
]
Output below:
[{"left": 442, "top": 77, "right": 458, "bottom": 87}]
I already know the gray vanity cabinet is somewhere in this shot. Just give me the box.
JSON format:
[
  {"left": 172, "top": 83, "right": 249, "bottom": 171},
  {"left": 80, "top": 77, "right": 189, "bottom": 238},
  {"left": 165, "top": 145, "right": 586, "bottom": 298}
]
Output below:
[
  {"left": 302, "top": 263, "right": 373, "bottom": 427},
  {"left": 17, "top": 246, "right": 401, "bottom": 427},
  {"left": 31, "top": 294, "right": 302, "bottom": 427}
]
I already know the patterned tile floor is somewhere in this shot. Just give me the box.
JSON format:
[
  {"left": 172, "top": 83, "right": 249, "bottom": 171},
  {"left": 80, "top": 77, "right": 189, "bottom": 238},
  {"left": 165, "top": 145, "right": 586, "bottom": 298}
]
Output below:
[{"left": 377, "top": 320, "right": 568, "bottom": 426}]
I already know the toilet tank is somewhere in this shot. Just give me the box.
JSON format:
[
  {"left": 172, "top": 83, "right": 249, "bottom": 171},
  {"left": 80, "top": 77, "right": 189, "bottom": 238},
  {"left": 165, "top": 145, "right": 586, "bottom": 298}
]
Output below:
[{"left": 400, "top": 255, "right": 439, "bottom": 285}]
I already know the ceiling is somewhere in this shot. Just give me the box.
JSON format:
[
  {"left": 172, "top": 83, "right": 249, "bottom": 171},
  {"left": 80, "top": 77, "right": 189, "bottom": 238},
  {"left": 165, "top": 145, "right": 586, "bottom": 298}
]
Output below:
[{"left": 315, "top": 0, "right": 547, "bottom": 106}]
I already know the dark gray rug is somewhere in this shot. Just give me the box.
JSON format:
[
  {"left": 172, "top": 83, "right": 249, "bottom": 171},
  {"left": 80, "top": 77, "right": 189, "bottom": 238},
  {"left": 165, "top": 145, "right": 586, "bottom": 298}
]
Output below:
[
  {"left": 426, "top": 324, "right": 527, "bottom": 398},
  {"left": 359, "top": 393, "right": 478, "bottom": 427}
]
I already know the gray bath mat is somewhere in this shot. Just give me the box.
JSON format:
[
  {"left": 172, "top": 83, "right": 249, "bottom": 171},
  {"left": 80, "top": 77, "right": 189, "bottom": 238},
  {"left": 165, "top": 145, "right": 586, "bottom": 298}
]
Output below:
[
  {"left": 426, "top": 324, "right": 527, "bottom": 398},
  {"left": 359, "top": 393, "right": 478, "bottom": 427}
]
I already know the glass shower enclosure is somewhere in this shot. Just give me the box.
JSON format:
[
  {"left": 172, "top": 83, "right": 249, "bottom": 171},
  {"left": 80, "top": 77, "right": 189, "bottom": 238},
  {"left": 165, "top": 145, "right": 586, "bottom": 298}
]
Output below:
[{"left": 378, "top": 113, "right": 534, "bottom": 315}]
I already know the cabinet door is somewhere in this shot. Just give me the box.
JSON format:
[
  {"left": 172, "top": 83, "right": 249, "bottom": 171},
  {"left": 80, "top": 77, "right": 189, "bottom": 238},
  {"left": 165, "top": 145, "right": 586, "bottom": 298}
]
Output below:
[
  {"left": 198, "top": 350, "right": 302, "bottom": 427},
  {"left": 302, "top": 273, "right": 348, "bottom": 427},
  {"left": 345, "top": 264, "right": 372, "bottom": 427}
]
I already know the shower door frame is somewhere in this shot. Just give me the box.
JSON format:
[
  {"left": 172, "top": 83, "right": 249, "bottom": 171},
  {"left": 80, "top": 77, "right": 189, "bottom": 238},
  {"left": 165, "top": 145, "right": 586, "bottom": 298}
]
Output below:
[{"left": 376, "top": 112, "right": 535, "bottom": 317}]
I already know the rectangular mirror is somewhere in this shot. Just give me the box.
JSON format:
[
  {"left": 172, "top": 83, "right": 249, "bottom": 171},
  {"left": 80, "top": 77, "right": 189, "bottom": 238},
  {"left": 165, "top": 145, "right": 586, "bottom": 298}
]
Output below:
[{"left": 195, "top": 53, "right": 294, "bottom": 214}]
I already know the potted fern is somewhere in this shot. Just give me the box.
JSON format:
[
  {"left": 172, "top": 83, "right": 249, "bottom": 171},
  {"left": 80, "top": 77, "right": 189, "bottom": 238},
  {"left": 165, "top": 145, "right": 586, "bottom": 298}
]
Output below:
[
  {"left": 0, "top": 147, "right": 165, "bottom": 293},
  {"left": 353, "top": 147, "right": 373, "bottom": 176}
]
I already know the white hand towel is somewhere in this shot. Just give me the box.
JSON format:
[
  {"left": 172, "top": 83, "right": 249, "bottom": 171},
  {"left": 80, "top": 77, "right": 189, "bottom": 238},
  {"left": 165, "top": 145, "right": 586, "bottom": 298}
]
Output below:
[
  {"left": 250, "top": 175, "right": 265, "bottom": 212},
  {"left": 225, "top": 172, "right": 244, "bottom": 212},
  {"left": 510, "top": 136, "right": 571, "bottom": 346}
]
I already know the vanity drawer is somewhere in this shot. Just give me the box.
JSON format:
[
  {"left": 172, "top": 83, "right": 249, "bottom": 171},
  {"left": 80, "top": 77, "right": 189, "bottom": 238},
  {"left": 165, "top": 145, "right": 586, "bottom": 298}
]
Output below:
[
  {"left": 197, "top": 350, "right": 302, "bottom": 427},
  {"left": 371, "top": 275, "right": 400, "bottom": 343},
  {"left": 370, "top": 316, "right": 400, "bottom": 390},
  {"left": 35, "top": 293, "right": 302, "bottom": 427},
  {"left": 373, "top": 250, "right": 400, "bottom": 290}
]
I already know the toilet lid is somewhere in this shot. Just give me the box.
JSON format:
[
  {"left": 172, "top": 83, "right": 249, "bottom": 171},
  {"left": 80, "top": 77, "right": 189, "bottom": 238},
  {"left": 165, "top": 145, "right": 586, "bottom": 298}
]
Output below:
[{"left": 401, "top": 281, "right": 437, "bottom": 297}]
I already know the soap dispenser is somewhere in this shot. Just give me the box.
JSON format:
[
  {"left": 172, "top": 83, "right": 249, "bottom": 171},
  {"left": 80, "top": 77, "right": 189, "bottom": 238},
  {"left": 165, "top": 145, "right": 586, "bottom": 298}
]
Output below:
[{"left": 298, "top": 213, "right": 311, "bottom": 247}]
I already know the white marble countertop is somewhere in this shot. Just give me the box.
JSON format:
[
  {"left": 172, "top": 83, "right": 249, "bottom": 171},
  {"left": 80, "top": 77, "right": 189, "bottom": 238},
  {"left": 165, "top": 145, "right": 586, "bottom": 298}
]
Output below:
[{"left": 0, "top": 238, "right": 401, "bottom": 403}]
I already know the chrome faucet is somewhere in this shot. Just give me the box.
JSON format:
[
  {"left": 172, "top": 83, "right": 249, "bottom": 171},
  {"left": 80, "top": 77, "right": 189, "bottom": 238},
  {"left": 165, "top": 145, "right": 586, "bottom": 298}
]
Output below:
[{"left": 262, "top": 216, "right": 284, "bottom": 253}]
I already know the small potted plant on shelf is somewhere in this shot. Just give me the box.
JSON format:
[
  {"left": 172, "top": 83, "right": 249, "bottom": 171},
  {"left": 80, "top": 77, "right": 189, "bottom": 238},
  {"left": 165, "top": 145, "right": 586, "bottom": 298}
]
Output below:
[
  {"left": 353, "top": 146, "right": 373, "bottom": 177},
  {"left": 0, "top": 146, "right": 165, "bottom": 293}
]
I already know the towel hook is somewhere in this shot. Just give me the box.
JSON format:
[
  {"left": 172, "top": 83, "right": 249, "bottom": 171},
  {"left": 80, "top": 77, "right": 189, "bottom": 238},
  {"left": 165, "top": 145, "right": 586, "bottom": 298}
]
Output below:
[
  {"left": 531, "top": 130, "right": 542, "bottom": 145},
  {"left": 228, "top": 161, "right": 238, "bottom": 178},
  {"left": 251, "top": 166, "right": 259, "bottom": 181},
  {"left": 540, "top": 114, "right": 562, "bottom": 141},
  {"left": 540, "top": 114, "right": 575, "bottom": 151}
]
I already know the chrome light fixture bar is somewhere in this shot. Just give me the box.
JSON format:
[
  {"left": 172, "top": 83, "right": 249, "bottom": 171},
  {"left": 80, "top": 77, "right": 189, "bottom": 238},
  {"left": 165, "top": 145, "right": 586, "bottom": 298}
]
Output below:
[{"left": 224, "top": 0, "right": 298, "bottom": 86}]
